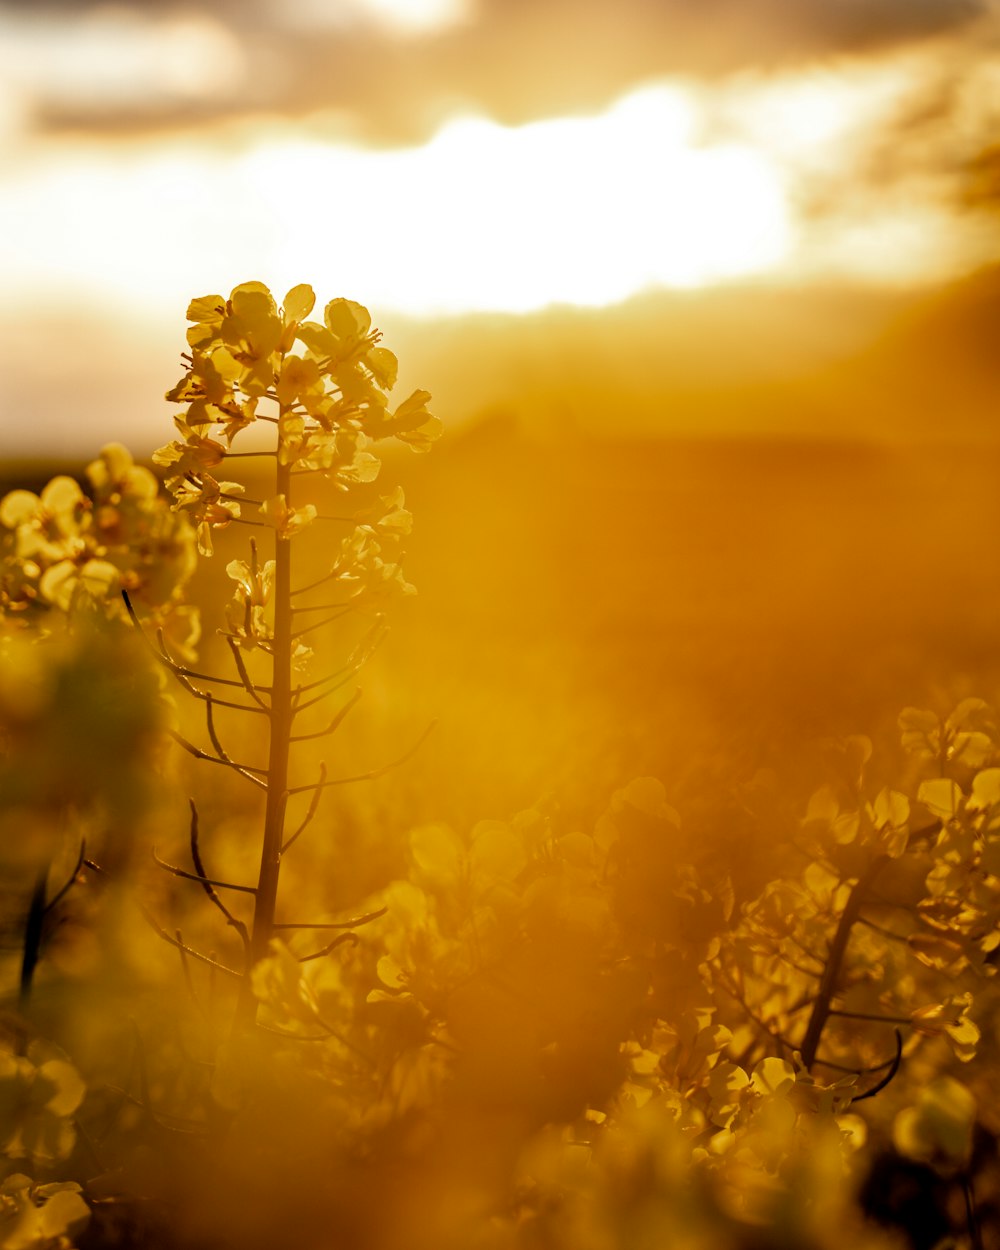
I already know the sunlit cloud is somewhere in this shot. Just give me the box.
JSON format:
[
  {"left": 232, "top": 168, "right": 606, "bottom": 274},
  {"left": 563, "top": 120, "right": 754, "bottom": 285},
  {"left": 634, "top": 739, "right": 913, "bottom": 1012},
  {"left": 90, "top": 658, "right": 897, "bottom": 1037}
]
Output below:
[
  {"left": 280, "top": 0, "right": 474, "bottom": 35},
  {"left": 2, "top": 47, "right": 998, "bottom": 325},
  {"left": 712, "top": 58, "right": 920, "bottom": 165},
  {"left": 0, "top": 84, "right": 790, "bottom": 317},
  {"left": 0, "top": 8, "right": 245, "bottom": 116}
]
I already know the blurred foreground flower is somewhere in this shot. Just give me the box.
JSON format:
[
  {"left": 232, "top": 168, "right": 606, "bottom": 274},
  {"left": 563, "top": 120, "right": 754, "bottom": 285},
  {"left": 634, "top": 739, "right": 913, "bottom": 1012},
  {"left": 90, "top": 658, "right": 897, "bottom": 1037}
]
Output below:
[
  {"left": 0, "top": 1041, "right": 85, "bottom": 1169},
  {"left": 0, "top": 1174, "right": 88, "bottom": 1250}
]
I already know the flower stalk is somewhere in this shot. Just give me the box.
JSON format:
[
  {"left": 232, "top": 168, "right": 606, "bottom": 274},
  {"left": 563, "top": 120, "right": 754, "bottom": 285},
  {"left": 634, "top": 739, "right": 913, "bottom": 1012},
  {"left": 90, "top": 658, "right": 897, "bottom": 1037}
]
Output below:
[{"left": 151, "top": 280, "right": 441, "bottom": 1028}]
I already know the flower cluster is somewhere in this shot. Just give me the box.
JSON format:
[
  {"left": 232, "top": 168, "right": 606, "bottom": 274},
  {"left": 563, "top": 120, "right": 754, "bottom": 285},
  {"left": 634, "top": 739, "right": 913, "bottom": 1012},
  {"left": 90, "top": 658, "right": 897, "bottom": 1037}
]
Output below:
[
  {"left": 0, "top": 1173, "right": 89, "bottom": 1250},
  {"left": 0, "top": 1040, "right": 85, "bottom": 1168},
  {"left": 154, "top": 282, "right": 441, "bottom": 555},
  {"left": 0, "top": 445, "right": 199, "bottom": 657}
]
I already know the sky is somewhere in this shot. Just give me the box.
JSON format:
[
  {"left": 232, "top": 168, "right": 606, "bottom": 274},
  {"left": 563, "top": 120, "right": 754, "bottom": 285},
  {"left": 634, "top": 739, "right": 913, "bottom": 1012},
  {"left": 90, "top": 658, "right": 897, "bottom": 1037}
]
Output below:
[{"left": 1, "top": 0, "right": 998, "bottom": 452}]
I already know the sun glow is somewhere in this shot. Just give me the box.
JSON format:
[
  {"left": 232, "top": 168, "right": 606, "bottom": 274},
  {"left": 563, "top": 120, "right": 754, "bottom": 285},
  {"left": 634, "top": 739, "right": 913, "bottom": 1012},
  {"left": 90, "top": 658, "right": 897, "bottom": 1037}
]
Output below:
[{"left": 0, "top": 84, "right": 791, "bottom": 317}]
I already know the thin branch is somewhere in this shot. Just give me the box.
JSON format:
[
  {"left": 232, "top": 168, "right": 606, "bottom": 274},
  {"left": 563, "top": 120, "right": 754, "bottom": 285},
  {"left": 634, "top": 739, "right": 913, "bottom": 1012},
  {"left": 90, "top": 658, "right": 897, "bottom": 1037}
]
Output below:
[
  {"left": 716, "top": 971, "right": 795, "bottom": 1057},
  {"left": 828, "top": 1009, "right": 912, "bottom": 1025},
  {"left": 858, "top": 891, "right": 918, "bottom": 913},
  {"left": 785, "top": 931, "right": 829, "bottom": 969},
  {"left": 174, "top": 928, "right": 203, "bottom": 1013},
  {"left": 291, "top": 568, "right": 338, "bottom": 598},
  {"left": 85, "top": 858, "right": 242, "bottom": 979},
  {"left": 286, "top": 721, "right": 436, "bottom": 795},
  {"left": 145, "top": 605, "right": 253, "bottom": 693},
  {"left": 292, "top": 623, "right": 388, "bottom": 698},
  {"left": 168, "top": 728, "right": 269, "bottom": 790},
  {"left": 130, "top": 1023, "right": 211, "bottom": 1136},
  {"left": 255, "top": 1008, "right": 374, "bottom": 1066},
  {"left": 204, "top": 693, "right": 234, "bottom": 763},
  {"left": 809, "top": 1054, "right": 898, "bottom": 1075},
  {"left": 290, "top": 688, "right": 362, "bottom": 743},
  {"left": 226, "top": 638, "right": 270, "bottom": 710},
  {"left": 273, "top": 906, "right": 387, "bottom": 931},
  {"left": 298, "top": 932, "right": 358, "bottom": 962},
  {"left": 188, "top": 799, "right": 251, "bottom": 954},
  {"left": 290, "top": 601, "right": 355, "bottom": 614},
  {"left": 850, "top": 1029, "right": 904, "bottom": 1103},
  {"left": 121, "top": 591, "right": 251, "bottom": 692},
  {"left": 312, "top": 1014, "right": 376, "bottom": 1066},
  {"left": 166, "top": 665, "right": 269, "bottom": 715},
  {"left": 800, "top": 857, "right": 887, "bottom": 1072},
  {"left": 124, "top": 605, "right": 269, "bottom": 712},
  {"left": 292, "top": 671, "right": 366, "bottom": 713},
  {"left": 290, "top": 609, "right": 351, "bottom": 641},
  {"left": 44, "top": 839, "right": 86, "bottom": 913},
  {"left": 963, "top": 1173, "right": 984, "bottom": 1250},
  {"left": 281, "top": 765, "right": 326, "bottom": 853},
  {"left": 856, "top": 916, "right": 910, "bottom": 944},
  {"left": 152, "top": 848, "right": 257, "bottom": 895}
]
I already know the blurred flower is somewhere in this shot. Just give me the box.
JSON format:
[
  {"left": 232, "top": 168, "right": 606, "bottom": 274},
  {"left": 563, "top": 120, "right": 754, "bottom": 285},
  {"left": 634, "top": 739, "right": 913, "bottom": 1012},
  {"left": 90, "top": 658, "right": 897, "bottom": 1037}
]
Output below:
[
  {"left": 893, "top": 1076, "right": 976, "bottom": 1170},
  {"left": 0, "top": 1173, "right": 89, "bottom": 1250},
  {"left": 0, "top": 1041, "right": 85, "bottom": 1168}
]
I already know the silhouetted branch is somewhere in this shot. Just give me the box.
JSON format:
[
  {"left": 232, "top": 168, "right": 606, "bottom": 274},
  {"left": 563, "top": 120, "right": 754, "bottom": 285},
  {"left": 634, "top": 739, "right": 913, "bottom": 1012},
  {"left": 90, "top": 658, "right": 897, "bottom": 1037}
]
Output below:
[
  {"left": 273, "top": 907, "right": 387, "bottom": 931},
  {"left": 828, "top": 1009, "right": 912, "bottom": 1025},
  {"left": 281, "top": 764, "right": 326, "bottom": 853},
  {"left": 290, "top": 620, "right": 389, "bottom": 711},
  {"left": 290, "top": 609, "right": 351, "bottom": 641},
  {"left": 168, "top": 728, "right": 269, "bottom": 790},
  {"left": 44, "top": 839, "right": 87, "bottom": 913},
  {"left": 174, "top": 928, "right": 203, "bottom": 1013},
  {"left": 122, "top": 590, "right": 254, "bottom": 692},
  {"left": 290, "top": 601, "right": 355, "bottom": 614},
  {"left": 809, "top": 1054, "right": 898, "bottom": 1075},
  {"left": 800, "top": 856, "right": 887, "bottom": 1072},
  {"left": 286, "top": 721, "right": 436, "bottom": 795},
  {"left": 151, "top": 847, "right": 257, "bottom": 895},
  {"left": 168, "top": 666, "right": 269, "bottom": 716},
  {"left": 85, "top": 857, "right": 242, "bottom": 979},
  {"left": 291, "top": 568, "right": 340, "bottom": 598},
  {"left": 226, "top": 638, "right": 269, "bottom": 710},
  {"left": 856, "top": 916, "right": 910, "bottom": 944},
  {"left": 188, "top": 799, "right": 251, "bottom": 954},
  {"left": 290, "top": 688, "right": 362, "bottom": 743},
  {"left": 298, "top": 932, "right": 358, "bottom": 962},
  {"left": 850, "top": 1029, "right": 904, "bottom": 1103},
  {"left": 204, "top": 693, "right": 235, "bottom": 763}
]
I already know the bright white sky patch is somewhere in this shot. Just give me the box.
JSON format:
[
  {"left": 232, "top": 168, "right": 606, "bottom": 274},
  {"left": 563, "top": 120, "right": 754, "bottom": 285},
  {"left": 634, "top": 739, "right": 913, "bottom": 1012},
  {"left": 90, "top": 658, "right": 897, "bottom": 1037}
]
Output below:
[
  {"left": 3, "top": 49, "right": 997, "bottom": 323},
  {"left": 0, "top": 83, "right": 790, "bottom": 317},
  {"left": 277, "top": 0, "right": 472, "bottom": 35}
]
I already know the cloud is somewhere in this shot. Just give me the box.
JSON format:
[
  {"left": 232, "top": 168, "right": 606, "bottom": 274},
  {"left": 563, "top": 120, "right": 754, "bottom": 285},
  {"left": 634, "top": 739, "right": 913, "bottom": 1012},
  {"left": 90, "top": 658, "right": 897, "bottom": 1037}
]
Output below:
[
  {"left": 0, "top": 6, "right": 246, "bottom": 131},
  {"left": 0, "top": 0, "right": 990, "bottom": 142}
]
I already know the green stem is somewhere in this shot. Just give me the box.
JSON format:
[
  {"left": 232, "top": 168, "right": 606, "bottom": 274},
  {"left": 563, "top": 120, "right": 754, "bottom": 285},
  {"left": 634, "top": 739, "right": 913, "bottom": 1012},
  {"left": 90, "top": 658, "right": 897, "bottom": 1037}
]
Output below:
[
  {"left": 800, "top": 856, "right": 886, "bottom": 1072},
  {"left": 236, "top": 439, "right": 293, "bottom": 1026}
]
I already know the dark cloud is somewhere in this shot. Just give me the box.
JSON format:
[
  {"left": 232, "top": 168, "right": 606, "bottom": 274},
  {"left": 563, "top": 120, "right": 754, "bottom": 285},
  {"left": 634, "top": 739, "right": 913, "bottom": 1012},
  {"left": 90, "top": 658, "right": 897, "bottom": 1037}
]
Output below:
[{"left": 2, "top": 0, "right": 990, "bottom": 142}]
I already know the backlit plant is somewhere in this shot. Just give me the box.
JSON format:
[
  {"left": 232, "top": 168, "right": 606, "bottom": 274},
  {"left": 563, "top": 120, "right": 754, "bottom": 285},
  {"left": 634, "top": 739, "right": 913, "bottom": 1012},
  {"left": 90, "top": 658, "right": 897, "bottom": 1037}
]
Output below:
[
  {"left": 0, "top": 283, "right": 997, "bottom": 1250},
  {"left": 144, "top": 280, "right": 440, "bottom": 1025}
]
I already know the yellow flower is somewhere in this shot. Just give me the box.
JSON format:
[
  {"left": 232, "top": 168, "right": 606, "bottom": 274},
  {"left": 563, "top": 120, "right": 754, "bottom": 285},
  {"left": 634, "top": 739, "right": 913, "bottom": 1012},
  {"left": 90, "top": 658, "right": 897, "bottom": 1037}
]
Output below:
[
  {"left": 0, "top": 479, "right": 88, "bottom": 566},
  {"left": 0, "top": 1041, "right": 85, "bottom": 1167},
  {"left": 170, "top": 475, "right": 243, "bottom": 556},
  {"left": 259, "top": 495, "right": 317, "bottom": 540},
  {"left": 911, "top": 992, "right": 979, "bottom": 1061}
]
